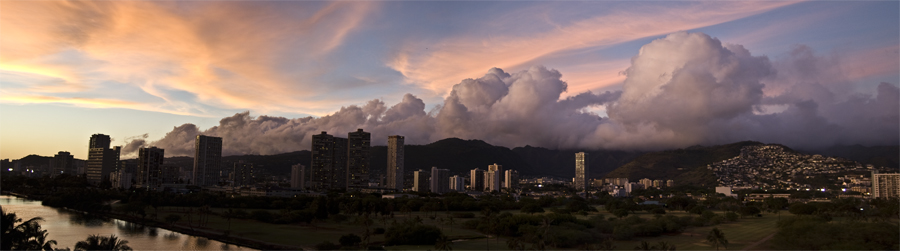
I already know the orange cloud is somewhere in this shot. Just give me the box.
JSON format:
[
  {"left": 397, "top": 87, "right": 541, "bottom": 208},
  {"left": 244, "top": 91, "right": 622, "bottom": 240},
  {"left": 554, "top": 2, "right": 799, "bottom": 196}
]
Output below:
[
  {"left": 0, "top": 95, "right": 206, "bottom": 117},
  {"left": 388, "top": 1, "right": 797, "bottom": 97},
  {"left": 0, "top": 1, "right": 375, "bottom": 116}
]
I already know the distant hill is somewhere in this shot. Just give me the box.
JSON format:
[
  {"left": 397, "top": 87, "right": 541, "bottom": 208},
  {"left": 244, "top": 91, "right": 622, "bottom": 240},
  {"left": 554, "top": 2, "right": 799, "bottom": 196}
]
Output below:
[
  {"left": 603, "top": 141, "right": 766, "bottom": 186},
  {"left": 510, "top": 146, "right": 642, "bottom": 179},
  {"left": 810, "top": 145, "right": 899, "bottom": 169},
  {"left": 14, "top": 138, "right": 897, "bottom": 186},
  {"left": 369, "top": 138, "right": 535, "bottom": 177}
]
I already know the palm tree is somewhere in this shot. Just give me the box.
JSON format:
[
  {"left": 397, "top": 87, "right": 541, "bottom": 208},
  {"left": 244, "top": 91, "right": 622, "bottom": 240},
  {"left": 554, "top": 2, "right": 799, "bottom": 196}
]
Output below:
[
  {"left": 506, "top": 237, "right": 525, "bottom": 251},
  {"left": 481, "top": 208, "right": 495, "bottom": 251},
  {"left": 27, "top": 230, "right": 57, "bottom": 251},
  {"left": 634, "top": 241, "right": 653, "bottom": 250},
  {"left": 434, "top": 235, "right": 452, "bottom": 251},
  {"left": 656, "top": 241, "right": 676, "bottom": 251},
  {"left": 706, "top": 228, "right": 728, "bottom": 250},
  {"left": 75, "top": 234, "right": 132, "bottom": 251},
  {"left": 2, "top": 206, "right": 53, "bottom": 250}
]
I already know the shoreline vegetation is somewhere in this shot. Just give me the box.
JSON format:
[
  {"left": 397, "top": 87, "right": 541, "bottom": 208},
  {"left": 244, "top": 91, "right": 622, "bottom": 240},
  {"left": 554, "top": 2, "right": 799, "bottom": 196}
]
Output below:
[
  {"left": 3, "top": 174, "right": 898, "bottom": 250},
  {"left": 2, "top": 191, "right": 296, "bottom": 250}
]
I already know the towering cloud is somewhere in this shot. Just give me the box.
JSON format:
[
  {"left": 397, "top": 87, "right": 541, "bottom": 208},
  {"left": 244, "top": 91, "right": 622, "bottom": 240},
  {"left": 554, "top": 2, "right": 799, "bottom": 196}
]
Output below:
[{"left": 127, "top": 32, "right": 898, "bottom": 157}]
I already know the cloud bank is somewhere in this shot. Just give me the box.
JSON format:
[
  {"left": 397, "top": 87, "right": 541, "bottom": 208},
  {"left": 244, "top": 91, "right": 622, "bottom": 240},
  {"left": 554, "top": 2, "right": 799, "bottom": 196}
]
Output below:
[{"left": 127, "top": 32, "right": 898, "bottom": 157}]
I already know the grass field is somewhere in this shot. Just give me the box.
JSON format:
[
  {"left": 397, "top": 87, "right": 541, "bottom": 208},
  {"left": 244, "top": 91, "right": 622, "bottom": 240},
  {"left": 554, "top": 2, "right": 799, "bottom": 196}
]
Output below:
[{"left": 150, "top": 205, "right": 783, "bottom": 250}]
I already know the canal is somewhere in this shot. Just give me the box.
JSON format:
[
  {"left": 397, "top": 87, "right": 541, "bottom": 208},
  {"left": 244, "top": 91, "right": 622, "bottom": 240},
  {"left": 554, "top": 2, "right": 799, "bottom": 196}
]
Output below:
[{"left": 1, "top": 195, "right": 251, "bottom": 250}]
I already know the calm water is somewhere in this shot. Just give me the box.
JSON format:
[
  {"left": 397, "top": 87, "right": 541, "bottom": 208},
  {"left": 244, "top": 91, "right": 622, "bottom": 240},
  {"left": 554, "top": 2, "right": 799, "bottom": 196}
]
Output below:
[{"left": 1, "top": 195, "right": 251, "bottom": 251}]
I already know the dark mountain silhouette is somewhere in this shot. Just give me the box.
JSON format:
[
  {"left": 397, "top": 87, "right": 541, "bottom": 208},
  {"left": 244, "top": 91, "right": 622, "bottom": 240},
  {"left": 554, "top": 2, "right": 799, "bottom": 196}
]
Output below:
[
  {"left": 14, "top": 139, "right": 894, "bottom": 188},
  {"left": 810, "top": 145, "right": 899, "bottom": 169},
  {"left": 603, "top": 141, "right": 766, "bottom": 186}
]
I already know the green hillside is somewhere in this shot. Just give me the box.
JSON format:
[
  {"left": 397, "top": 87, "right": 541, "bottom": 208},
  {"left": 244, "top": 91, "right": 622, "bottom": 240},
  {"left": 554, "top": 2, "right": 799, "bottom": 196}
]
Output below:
[{"left": 603, "top": 141, "right": 765, "bottom": 186}]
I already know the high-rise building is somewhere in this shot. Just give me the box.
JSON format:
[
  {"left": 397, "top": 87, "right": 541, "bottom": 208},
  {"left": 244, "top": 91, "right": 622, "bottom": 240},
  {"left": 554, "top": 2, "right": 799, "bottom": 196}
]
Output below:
[
  {"left": 51, "top": 151, "right": 74, "bottom": 176},
  {"left": 332, "top": 137, "right": 348, "bottom": 188},
  {"left": 347, "top": 129, "right": 371, "bottom": 190},
  {"left": 504, "top": 169, "right": 519, "bottom": 190},
  {"left": 110, "top": 169, "right": 132, "bottom": 189},
  {"left": 86, "top": 134, "right": 120, "bottom": 184},
  {"left": 469, "top": 168, "right": 484, "bottom": 191},
  {"left": 387, "top": 135, "right": 405, "bottom": 190},
  {"left": 485, "top": 163, "right": 503, "bottom": 192},
  {"left": 311, "top": 132, "right": 349, "bottom": 190},
  {"left": 161, "top": 165, "right": 180, "bottom": 184},
  {"left": 233, "top": 161, "right": 254, "bottom": 187},
  {"left": 450, "top": 175, "right": 465, "bottom": 192},
  {"left": 311, "top": 131, "right": 334, "bottom": 189},
  {"left": 575, "top": 152, "right": 589, "bottom": 191},
  {"left": 291, "top": 164, "right": 306, "bottom": 189},
  {"left": 430, "top": 167, "right": 450, "bottom": 194},
  {"left": 640, "top": 178, "right": 653, "bottom": 189},
  {"left": 192, "top": 135, "right": 223, "bottom": 186},
  {"left": 666, "top": 180, "right": 675, "bottom": 188},
  {"left": 137, "top": 147, "right": 165, "bottom": 190},
  {"left": 413, "top": 169, "right": 429, "bottom": 192},
  {"left": 89, "top": 134, "right": 111, "bottom": 149},
  {"left": 872, "top": 171, "right": 900, "bottom": 198},
  {"left": 653, "top": 180, "right": 664, "bottom": 188}
]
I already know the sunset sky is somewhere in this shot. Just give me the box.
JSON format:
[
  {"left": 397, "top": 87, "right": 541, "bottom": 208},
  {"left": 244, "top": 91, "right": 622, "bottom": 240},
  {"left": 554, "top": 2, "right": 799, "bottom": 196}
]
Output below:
[{"left": 1, "top": 1, "right": 898, "bottom": 159}]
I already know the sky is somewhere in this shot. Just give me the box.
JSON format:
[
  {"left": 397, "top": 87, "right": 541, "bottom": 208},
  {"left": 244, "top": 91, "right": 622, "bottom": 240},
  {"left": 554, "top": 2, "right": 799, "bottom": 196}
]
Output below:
[{"left": 1, "top": 0, "right": 898, "bottom": 159}]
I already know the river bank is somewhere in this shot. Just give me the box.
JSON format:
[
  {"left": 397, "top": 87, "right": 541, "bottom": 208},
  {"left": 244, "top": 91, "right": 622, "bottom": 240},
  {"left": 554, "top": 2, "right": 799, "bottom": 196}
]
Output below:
[{"left": 1, "top": 192, "right": 303, "bottom": 250}]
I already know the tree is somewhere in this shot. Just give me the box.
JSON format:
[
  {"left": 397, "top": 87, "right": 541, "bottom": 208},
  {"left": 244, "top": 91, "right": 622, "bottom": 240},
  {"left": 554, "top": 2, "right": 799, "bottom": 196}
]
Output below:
[
  {"left": 27, "top": 230, "right": 58, "bottom": 251},
  {"left": 613, "top": 209, "right": 629, "bottom": 219},
  {"left": 506, "top": 237, "right": 525, "bottom": 251},
  {"left": 339, "top": 233, "right": 361, "bottom": 247},
  {"left": 738, "top": 206, "right": 760, "bottom": 218},
  {"left": 164, "top": 214, "right": 181, "bottom": 225},
  {"left": 434, "top": 235, "right": 453, "bottom": 251},
  {"left": 521, "top": 204, "right": 545, "bottom": 215},
  {"left": 314, "top": 241, "right": 339, "bottom": 250},
  {"left": 74, "top": 234, "right": 132, "bottom": 251},
  {"left": 706, "top": 228, "right": 728, "bottom": 250},
  {"left": 2, "top": 206, "right": 55, "bottom": 250},
  {"left": 789, "top": 203, "right": 816, "bottom": 215}
]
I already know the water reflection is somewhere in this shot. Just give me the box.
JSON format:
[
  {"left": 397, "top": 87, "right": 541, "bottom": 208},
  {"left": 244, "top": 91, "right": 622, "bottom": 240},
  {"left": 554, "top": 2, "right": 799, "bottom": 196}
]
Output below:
[
  {"left": 115, "top": 221, "right": 146, "bottom": 235},
  {"left": 164, "top": 232, "right": 180, "bottom": 240},
  {"left": 1, "top": 195, "right": 253, "bottom": 250},
  {"left": 196, "top": 237, "right": 210, "bottom": 247},
  {"left": 68, "top": 214, "right": 110, "bottom": 227}
]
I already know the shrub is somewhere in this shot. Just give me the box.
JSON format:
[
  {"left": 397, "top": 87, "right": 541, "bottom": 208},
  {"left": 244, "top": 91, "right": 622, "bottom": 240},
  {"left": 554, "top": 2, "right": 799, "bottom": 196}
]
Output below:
[
  {"left": 451, "top": 212, "right": 475, "bottom": 218},
  {"left": 725, "top": 212, "right": 739, "bottom": 222},
  {"left": 651, "top": 207, "right": 666, "bottom": 215},
  {"left": 251, "top": 210, "right": 274, "bottom": 223},
  {"left": 339, "top": 233, "right": 362, "bottom": 247},
  {"left": 314, "top": 241, "right": 339, "bottom": 250},
  {"left": 384, "top": 221, "right": 443, "bottom": 245},
  {"left": 373, "top": 227, "right": 385, "bottom": 234}
]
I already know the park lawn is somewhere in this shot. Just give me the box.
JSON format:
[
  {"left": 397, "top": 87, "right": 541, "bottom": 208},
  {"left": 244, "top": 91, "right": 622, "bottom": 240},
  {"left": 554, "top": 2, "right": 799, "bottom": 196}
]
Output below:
[
  {"left": 386, "top": 237, "right": 510, "bottom": 251},
  {"left": 612, "top": 212, "right": 780, "bottom": 250},
  {"left": 155, "top": 207, "right": 487, "bottom": 249}
]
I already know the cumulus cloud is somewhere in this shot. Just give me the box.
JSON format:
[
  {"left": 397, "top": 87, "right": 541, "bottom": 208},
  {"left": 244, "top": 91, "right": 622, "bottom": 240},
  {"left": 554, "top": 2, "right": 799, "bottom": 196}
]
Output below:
[{"left": 131, "top": 32, "right": 897, "bottom": 156}]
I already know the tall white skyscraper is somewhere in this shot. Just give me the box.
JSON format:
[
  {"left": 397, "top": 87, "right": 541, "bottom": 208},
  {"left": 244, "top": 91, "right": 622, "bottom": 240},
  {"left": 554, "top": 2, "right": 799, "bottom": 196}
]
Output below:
[
  {"left": 387, "top": 135, "right": 405, "bottom": 190},
  {"left": 575, "top": 152, "right": 589, "bottom": 191},
  {"left": 872, "top": 171, "right": 900, "bottom": 198},
  {"left": 430, "top": 167, "right": 450, "bottom": 194},
  {"left": 485, "top": 163, "right": 503, "bottom": 192},
  {"left": 450, "top": 175, "right": 465, "bottom": 192}
]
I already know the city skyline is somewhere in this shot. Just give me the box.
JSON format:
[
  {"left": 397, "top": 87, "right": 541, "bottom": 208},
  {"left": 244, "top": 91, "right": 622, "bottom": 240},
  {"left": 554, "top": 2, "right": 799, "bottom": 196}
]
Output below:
[{"left": 2, "top": 1, "right": 898, "bottom": 160}]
